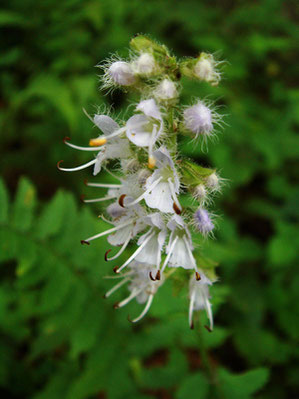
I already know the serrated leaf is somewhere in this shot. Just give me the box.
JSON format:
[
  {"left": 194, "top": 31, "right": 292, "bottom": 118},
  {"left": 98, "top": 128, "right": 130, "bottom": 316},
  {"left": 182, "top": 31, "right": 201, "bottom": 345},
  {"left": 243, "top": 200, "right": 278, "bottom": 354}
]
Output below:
[{"left": 218, "top": 367, "right": 269, "bottom": 399}]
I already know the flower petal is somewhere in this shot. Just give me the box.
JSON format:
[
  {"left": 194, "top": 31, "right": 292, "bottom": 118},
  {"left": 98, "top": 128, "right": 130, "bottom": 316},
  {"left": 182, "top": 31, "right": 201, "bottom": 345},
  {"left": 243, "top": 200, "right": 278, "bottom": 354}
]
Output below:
[{"left": 94, "top": 115, "right": 120, "bottom": 135}]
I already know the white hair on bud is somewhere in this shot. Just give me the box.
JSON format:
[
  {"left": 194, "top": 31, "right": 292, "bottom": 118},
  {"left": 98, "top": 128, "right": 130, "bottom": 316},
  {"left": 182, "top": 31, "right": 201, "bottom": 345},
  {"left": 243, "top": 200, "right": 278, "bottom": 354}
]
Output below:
[
  {"left": 132, "top": 53, "right": 157, "bottom": 75},
  {"left": 154, "top": 79, "right": 178, "bottom": 102},
  {"left": 108, "top": 61, "right": 136, "bottom": 86}
]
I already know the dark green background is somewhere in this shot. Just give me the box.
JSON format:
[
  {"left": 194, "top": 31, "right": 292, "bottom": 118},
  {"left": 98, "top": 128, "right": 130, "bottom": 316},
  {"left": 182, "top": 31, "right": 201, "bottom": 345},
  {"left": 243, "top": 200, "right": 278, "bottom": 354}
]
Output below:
[{"left": 1, "top": 0, "right": 298, "bottom": 398}]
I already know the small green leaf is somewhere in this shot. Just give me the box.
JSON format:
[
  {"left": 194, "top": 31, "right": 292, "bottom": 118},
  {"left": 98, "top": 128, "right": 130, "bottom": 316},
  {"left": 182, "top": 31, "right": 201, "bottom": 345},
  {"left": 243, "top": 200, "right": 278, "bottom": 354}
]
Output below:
[
  {"left": 218, "top": 367, "right": 270, "bottom": 399},
  {"left": 176, "top": 372, "right": 209, "bottom": 399}
]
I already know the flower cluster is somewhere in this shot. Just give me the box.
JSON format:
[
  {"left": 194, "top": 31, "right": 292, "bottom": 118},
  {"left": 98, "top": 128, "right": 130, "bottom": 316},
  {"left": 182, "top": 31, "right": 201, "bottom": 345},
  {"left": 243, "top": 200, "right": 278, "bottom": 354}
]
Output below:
[{"left": 59, "top": 36, "right": 224, "bottom": 330}]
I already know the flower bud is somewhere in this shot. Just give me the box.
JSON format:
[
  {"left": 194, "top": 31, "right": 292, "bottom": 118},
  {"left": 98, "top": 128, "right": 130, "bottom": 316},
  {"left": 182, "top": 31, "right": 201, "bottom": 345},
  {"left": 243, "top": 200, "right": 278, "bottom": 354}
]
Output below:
[
  {"left": 108, "top": 61, "right": 136, "bottom": 86},
  {"left": 194, "top": 184, "right": 207, "bottom": 202},
  {"left": 194, "top": 208, "right": 214, "bottom": 235},
  {"left": 194, "top": 53, "right": 220, "bottom": 86},
  {"left": 133, "top": 53, "right": 157, "bottom": 75},
  {"left": 183, "top": 102, "right": 213, "bottom": 136},
  {"left": 154, "top": 79, "right": 178, "bottom": 102},
  {"left": 206, "top": 172, "right": 220, "bottom": 192}
]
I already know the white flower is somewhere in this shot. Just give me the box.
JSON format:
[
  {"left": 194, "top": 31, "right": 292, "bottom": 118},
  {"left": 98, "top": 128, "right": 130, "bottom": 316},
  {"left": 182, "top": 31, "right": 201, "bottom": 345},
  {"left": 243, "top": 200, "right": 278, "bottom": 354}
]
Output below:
[
  {"left": 104, "top": 261, "right": 163, "bottom": 322},
  {"left": 143, "top": 147, "right": 181, "bottom": 214},
  {"left": 132, "top": 53, "right": 157, "bottom": 75},
  {"left": 193, "top": 184, "right": 207, "bottom": 203},
  {"left": 126, "top": 99, "right": 163, "bottom": 150},
  {"left": 189, "top": 274, "right": 213, "bottom": 331},
  {"left": 154, "top": 79, "right": 178, "bottom": 102},
  {"left": 135, "top": 213, "right": 167, "bottom": 267},
  {"left": 58, "top": 115, "right": 131, "bottom": 175},
  {"left": 194, "top": 53, "right": 221, "bottom": 86},
  {"left": 108, "top": 61, "right": 136, "bottom": 86},
  {"left": 161, "top": 214, "right": 198, "bottom": 272},
  {"left": 183, "top": 102, "right": 213, "bottom": 137}
]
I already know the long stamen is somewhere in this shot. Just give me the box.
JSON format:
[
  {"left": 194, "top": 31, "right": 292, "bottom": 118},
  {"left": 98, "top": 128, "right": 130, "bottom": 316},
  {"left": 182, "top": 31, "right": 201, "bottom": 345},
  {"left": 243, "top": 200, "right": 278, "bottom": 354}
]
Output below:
[
  {"left": 204, "top": 296, "right": 213, "bottom": 331},
  {"left": 83, "top": 195, "right": 116, "bottom": 203},
  {"left": 63, "top": 137, "right": 104, "bottom": 151},
  {"left": 103, "top": 277, "right": 129, "bottom": 298},
  {"left": 116, "top": 231, "right": 155, "bottom": 273},
  {"left": 183, "top": 235, "right": 198, "bottom": 272},
  {"left": 125, "top": 176, "right": 163, "bottom": 207},
  {"left": 57, "top": 158, "right": 96, "bottom": 172},
  {"left": 168, "top": 178, "right": 182, "bottom": 212},
  {"left": 160, "top": 236, "right": 179, "bottom": 274},
  {"left": 189, "top": 291, "right": 196, "bottom": 329},
  {"left": 115, "top": 289, "right": 142, "bottom": 308},
  {"left": 105, "top": 233, "right": 132, "bottom": 261},
  {"left": 129, "top": 294, "right": 154, "bottom": 323},
  {"left": 81, "top": 219, "right": 133, "bottom": 244},
  {"left": 85, "top": 182, "right": 122, "bottom": 188}
]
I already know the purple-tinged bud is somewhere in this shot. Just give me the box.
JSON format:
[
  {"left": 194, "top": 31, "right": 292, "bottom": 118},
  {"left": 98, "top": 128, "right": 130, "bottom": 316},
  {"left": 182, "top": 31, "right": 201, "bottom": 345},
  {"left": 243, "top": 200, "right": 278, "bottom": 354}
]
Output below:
[
  {"left": 183, "top": 102, "right": 213, "bottom": 136},
  {"left": 108, "top": 61, "right": 136, "bottom": 86},
  {"left": 194, "top": 208, "right": 214, "bottom": 235}
]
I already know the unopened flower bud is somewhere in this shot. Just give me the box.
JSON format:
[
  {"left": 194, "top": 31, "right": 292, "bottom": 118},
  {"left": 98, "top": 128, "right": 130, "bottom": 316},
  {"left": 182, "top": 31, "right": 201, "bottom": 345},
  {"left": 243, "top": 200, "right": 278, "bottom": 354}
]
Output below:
[
  {"left": 194, "top": 184, "right": 207, "bottom": 202},
  {"left": 184, "top": 102, "right": 213, "bottom": 136},
  {"left": 133, "top": 53, "right": 157, "bottom": 75},
  {"left": 154, "top": 79, "right": 178, "bottom": 102},
  {"left": 108, "top": 61, "right": 136, "bottom": 86},
  {"left": 194, "top": 53, "right": 220, "bottom": 86},
  {"left": 194, "top": 208, "right": 214, "bottom": 235},
  {"left": 206, "top": 172, "right": 220, "bottom": 192}
]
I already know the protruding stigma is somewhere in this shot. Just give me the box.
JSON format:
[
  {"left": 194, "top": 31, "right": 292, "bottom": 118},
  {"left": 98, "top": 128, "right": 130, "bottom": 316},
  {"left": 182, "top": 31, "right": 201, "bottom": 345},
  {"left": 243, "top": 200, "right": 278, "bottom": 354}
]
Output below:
[
  {"left": 149, "top": 271, "right": 156, "bottom": 281},
  {"left": 173, "top": 202, "right": 182, "bottom": 215},
  {"left": 113, "top": 266, "right": 119, "bottom": 274},
  {"left": 204, "top": 325, "right": 213, "bottom": 333},
  {"left": 57, "top": 160, "right": 64, "bottom": 169},
  {"left": 104, "top": 249, "right": 112, "bottom": 261},
  {"left": 80, "top": 240, "right": 90, "bottom": 245},
  {"left": 63, "top": 136, "right": 70, "bottom": 143},
  {"left": 89, "top": 137, "right": 107, "bottom": 147},
  {"left": 118, "top": 194, "right": 126, "bottom": 208}
]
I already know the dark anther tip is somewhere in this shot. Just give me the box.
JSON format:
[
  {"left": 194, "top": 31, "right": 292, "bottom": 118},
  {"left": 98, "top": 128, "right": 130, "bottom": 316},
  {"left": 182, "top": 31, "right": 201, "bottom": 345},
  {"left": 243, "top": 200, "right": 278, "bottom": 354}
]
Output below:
[
  {"left": 118, "top": 194, "right": 126, "bottom": 208},
  {"left": 57, "top": 160, "right": 64, "bottom": 169},
  {"left": 190, "top": 321, "right": 194, "bottom": 330},
  {"left": 113, "top": 302, "right": 119, "bottom": 309},
  {"left": 173, "top": 202, "right": 182, "bottom": 215},
  {"left": 195, "top": 272, "right": 201, "bottom": 281},
  {"left": 104, "top": 249, "right": 112, "bottom": 261},
  {"left": 149, "top": 271, "right": 156, "bottom": 281},
  {"left": 127, "top": 314, "right": 133, "bottom": 323},
  {"left": 84, "top": 179, "right": 88, "bottom": 186},
  {"left": 80, "top": 240, "right": 90, "bottom": 245},
  {"left": 113, "top": 266, "right": 119, "bottom": 274},
  {"left": 63, "top": 136, "right": 70, "bottom": 143},
  {"left": 155, "top": 270, "right": 161, "bottom": 280},
  {"left": 102, "top": 294, "right": 107, "bottom": 299},
  {"left": 80, "top": 194, "right": 85, "bottom": 203},
  {"left": 204, "top": 325, "right": 213, "bottom": 333}
]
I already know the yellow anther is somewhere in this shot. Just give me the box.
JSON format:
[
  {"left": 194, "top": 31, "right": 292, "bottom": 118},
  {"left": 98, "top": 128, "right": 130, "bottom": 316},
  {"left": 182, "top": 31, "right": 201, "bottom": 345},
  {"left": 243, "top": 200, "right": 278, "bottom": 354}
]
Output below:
[
  {"left": 89, "top": 137, "right": 107, "bottom": 147},
  {"left": 148, "top": 156, "right": 156, "bottom": 169}
]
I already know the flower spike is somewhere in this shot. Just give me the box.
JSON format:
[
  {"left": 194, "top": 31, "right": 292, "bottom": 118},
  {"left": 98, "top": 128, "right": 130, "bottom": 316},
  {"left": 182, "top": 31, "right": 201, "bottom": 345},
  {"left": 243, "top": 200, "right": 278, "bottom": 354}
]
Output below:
[{"left": 59, "top": 37, "right": 227, "bottom": 326}]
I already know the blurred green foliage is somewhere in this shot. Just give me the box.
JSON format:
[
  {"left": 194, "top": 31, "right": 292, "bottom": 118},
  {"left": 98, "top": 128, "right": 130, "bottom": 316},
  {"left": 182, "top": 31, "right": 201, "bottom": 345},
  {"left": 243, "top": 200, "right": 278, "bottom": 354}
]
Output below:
[{"left": 0, "top": 0, "right": 298, "bottom": 398}]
